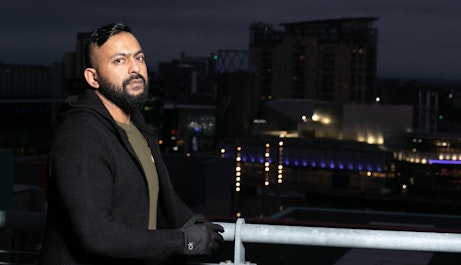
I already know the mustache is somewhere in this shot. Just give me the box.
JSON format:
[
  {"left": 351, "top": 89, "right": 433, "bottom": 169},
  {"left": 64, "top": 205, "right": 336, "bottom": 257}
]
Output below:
[{"left": 123, "top": 74, "right": 146, "bottom": 85}]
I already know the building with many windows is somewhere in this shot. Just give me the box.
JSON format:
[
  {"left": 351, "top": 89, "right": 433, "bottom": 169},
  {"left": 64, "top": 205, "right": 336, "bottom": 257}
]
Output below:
[
  {"left": 0, "top": 64, "right": 63, "bottom": 155},
  {"left": 249, "top": 17, "right": 378, "bottom": 107}
]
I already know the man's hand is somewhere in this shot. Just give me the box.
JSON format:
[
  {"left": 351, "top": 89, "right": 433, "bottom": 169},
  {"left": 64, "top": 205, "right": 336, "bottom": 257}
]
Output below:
[
  {"left": 186, "top": 215, "right": 224, "bottom": 233},
  {"left": 179, "top": 215, "right": 224, "bottom": 256}
]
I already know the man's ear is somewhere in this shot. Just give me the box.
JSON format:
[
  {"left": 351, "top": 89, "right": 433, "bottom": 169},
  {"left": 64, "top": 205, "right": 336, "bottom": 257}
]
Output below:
[{"left": 84, "top": 68, "right": 100, "bottom": 89}]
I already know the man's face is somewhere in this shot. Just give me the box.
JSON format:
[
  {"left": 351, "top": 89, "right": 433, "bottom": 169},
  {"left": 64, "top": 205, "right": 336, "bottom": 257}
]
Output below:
[{"left": 90, "top": 32, "right": 149, "bottom": 112}]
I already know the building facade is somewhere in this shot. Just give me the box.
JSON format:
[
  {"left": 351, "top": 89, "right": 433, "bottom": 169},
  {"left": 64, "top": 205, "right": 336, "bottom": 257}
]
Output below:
[
  {"left": 0, "top": 64, "right": 63, "bottom": 155},
  {"left": 249, "top": 17, "right": 379, "bottom": 106}
]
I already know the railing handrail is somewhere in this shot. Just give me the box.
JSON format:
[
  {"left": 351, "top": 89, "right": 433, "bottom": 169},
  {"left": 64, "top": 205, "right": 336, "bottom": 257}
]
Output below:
[
  {"left": 216, "top": 218, "right": 461, "bottom": 265},
  {"left": 3, "top": 211, "right": 461, "bottom": 264}
]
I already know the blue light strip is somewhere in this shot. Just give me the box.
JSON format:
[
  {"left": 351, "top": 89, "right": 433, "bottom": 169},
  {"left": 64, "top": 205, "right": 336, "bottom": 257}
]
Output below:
[{"left": 428, "top": 159, "right": 461, "bottom": 165}]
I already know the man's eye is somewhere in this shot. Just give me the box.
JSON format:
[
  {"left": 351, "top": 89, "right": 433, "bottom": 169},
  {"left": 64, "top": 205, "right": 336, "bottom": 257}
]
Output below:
[
  {"left": 136, "top": 56, "right": 145, "bottom": 61},
  {"left": 114, "top": 58, "right": 125, "bottom": 64}
]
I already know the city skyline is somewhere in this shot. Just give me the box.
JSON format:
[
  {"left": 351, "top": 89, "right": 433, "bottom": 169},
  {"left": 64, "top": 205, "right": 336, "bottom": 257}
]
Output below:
[{"left": 2, "top": 0, "right": 461, "bottom": 80}]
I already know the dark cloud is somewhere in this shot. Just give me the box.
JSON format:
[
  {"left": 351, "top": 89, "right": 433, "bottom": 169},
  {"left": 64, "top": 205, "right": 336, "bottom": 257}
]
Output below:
[{"left": 2, "top": 0, "right": 461, "bottom": 79}]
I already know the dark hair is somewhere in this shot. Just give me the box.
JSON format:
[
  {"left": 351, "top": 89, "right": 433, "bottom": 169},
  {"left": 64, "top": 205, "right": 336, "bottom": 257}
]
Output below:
[{"left": 84, "top": 23, "right": 132, "bottom": 68}]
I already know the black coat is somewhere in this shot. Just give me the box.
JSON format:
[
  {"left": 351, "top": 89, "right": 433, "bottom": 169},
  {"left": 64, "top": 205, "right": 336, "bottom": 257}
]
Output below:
[{"left": 39, "top": 89, "right": 194, "bottom": 265}]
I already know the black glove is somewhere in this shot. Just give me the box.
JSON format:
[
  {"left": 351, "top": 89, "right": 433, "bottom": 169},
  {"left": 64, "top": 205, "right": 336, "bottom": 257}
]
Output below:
[
  {"left": 185, "top": 214, "right": 224, "bottom": 233},
  {"left": 179, "top": 215, "right": 224, "bottom": 256}
]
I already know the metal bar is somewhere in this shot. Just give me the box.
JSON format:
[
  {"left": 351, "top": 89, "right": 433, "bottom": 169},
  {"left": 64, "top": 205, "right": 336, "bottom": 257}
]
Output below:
[
  {"left": 4, "top": 212, "right": 461, "bottom": 264},
  {"left": 216, "top": 218, "right": 461, "bottom": 253},
  {"left": 0, "top": 249, "right": 39, "bottom": 255},
  {"left": 233, "top": 219, "right": 244, "bottom": 264},
  {"left": 0, "top": 211, "right": 5, "bottom": 228}
]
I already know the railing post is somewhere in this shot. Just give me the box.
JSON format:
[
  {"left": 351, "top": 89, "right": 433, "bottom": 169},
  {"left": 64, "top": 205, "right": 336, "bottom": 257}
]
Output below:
[
  {"left": 234, "top": 218, "right": 246, "bottom": 265},
  {"left": 227, "top": 218, "right": 256, "bottom": 265}
]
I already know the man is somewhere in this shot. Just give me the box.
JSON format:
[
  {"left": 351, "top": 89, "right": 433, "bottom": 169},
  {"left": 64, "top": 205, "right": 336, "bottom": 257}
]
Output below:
[{"left": 39, "top": 23, "right": 224, "bottom": 265}]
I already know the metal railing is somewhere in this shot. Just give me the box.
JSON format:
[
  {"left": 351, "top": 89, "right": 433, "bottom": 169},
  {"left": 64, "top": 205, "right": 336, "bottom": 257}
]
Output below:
[
  {"left": 3, "top": 211, "right": 461, "bottom": 265},
  {"left": 214, "top": 218, "right": 461, "bottom": 265}
]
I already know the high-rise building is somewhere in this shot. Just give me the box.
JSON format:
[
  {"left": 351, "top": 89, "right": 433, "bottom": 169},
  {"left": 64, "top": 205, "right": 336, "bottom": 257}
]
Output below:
[
  {"left": 61, "top": 32, "right": 90, "bottom": 96},
  {"left": 158, "top": 52, "right": 217, "bottom": 100},
  {"left": 249, "top": 17, "right": 378, "bottom": 105}
]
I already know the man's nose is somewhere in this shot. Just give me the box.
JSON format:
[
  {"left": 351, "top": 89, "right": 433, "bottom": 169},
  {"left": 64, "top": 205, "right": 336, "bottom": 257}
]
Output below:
[{"left": 128, "top": 59, "right": 140, "bottom": 74}]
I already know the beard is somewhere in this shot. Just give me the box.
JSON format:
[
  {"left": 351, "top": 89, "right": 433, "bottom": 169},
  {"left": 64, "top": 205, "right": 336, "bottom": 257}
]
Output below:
[{"left": 97, "top": 74, "right": 149, "bottom": 113}]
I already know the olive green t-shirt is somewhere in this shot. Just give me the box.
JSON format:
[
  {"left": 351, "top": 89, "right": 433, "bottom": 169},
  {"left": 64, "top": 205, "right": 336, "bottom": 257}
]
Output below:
[{"left": 117, "top": 121, "right": 159, "bottom": 230}]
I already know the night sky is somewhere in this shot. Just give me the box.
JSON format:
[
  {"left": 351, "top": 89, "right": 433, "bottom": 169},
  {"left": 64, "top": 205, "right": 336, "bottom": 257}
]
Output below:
[{"left": 2, "top": 0, "right": 461, "bottom": 80}]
